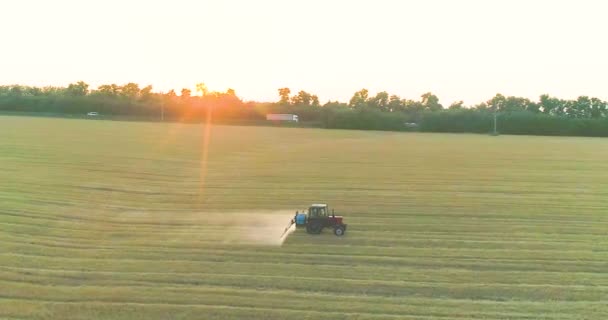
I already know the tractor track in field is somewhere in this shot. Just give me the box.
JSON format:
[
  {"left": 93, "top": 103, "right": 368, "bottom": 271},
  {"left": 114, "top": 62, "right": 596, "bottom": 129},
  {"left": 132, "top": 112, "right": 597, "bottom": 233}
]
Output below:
[
  {"left": 0, "top": 297, "right": 529, "bottom": 320},
  {"left": 3, "top": 267, "right": 608, "bottom": 297}
]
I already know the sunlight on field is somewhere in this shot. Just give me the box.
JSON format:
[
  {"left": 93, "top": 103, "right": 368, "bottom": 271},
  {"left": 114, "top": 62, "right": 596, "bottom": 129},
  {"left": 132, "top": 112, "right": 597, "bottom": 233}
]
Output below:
[{"left": 1, "top": 116, "right": 607, "bottom": 320}]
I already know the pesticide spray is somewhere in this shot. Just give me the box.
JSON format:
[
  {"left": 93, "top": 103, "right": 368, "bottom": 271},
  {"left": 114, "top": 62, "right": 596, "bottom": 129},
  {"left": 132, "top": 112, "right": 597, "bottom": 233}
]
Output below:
[
  {"left": 238, "top": 211, "right": 297, "bottom": 246},
  {"left": 95, "top": 209, "right": 298, "bottom": 247},
  {"left": 164, "top": 210, "right": 297, "bottom": 246}
]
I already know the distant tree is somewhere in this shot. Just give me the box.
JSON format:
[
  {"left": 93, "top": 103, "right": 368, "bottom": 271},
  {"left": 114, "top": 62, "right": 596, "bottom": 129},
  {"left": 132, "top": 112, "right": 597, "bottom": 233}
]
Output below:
[
  {"left": 349, "top": 89, "right": 369, "bottom": 108},
  {"left": 278, "top": 88, "right": 291, "bottom": 105},
  {"left": 181, "top": 88, "right": 191, "bottom": 98},
  {"left": 565, "top": 96, "right": 591, "bottom": 118},
  {"left": 141, "top": 85, "right": 153, "bottom": 94},
  {"left": 24, "top": 86, "right": 42, "bottom": 96},
  {"left": 66, "top": 81, "right": 89, "bottom": 96},
  {"left": 140, "top": 85, "right": 153, "bottom": 101},
  {"left": 5, "top": 80, "right": 608, "bottom": 137},
  {"left": 9, "top": 86, "right": 23, "bottom": 97},
  {"left": 501, "top": 96, "right": 532, "bottom": 112},
  {"left": 121, "top": 83, "right": 140, "bottom": 98},
  {"left": 162, "top": 89, "right": 177, "bottom": 106},
  {"left": 525, "top": 100, "right": 541, "bottom": 113},
  {"left": 368, "top": 91, "right": 389, "bottom": 111},
  {"left": 41, "top": 86, "right": 65, "bottom": 96},
  {"left": 311, "top": 95, "right": 320, "bottom": 107},
  {"left": 291, "top": 90, "right": 313, "bottom": 106},
  {"left": 421, "top": 92, "right": 443, "bottom": 111},
  {"left": 590, "top": 97, "right": 607, "bottom": 118},
  {"left": 474, "top": 102, "right": 489, "bottom": 111},
  {"left": 486, "top": 93, "right": 506, "bottom": 112},
  {"left": 403, "top": 99, "right": 424, "bottom": 114},
  {"left": 0, "top": 86, "right": 9, "bottom": 96},
  {"left": 323, "top": 101, "right": 348, "bottom": 108},
  {"left": 388, "top": 95, "right": 403, "bottom": 112},
  {"left": 97, "top": 84, "right": 120, "bottom": 96},
  {"left": 196, "top": 83, "right": 209, "bottom": 96},
  {"left": 539, "top": 94, "right": 563, "bottom": 115},
  {"left": 214, "top": 88, "right": 242, "bottom": 107},
  {"left": 449, "top": 101, "right": 465, "bottom": 110}
]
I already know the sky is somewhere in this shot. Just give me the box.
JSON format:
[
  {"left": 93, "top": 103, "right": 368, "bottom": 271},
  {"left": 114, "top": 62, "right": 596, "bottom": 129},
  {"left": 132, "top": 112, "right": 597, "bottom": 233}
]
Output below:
[{"left": 1, "top": 0, "right": 607, "bottom": 105}]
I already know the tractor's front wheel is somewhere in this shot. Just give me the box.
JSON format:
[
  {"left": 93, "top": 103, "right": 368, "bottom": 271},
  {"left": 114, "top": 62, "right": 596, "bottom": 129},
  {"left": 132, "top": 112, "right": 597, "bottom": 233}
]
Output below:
[
  {"left": 334, "top": 225, "right": 346, "bottom": 236},
  {"left": 306, "top": 221, "right": 323, "bottom": 234}
]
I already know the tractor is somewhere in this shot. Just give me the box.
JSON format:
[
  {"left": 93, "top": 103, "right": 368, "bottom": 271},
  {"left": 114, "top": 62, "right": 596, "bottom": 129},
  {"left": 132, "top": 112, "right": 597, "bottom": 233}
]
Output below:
[{"left": 282, "top": 204, "right": 347, "bottom": 237}]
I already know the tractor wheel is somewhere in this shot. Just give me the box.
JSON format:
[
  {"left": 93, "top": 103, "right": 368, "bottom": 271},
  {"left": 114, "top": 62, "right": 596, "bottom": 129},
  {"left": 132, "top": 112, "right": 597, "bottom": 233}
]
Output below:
[
  {"left": 334, "top": 225, "right": 346, "bottom": 236},
  {"left": 306, "top": 221, "right": 323, "bottom": 234}
]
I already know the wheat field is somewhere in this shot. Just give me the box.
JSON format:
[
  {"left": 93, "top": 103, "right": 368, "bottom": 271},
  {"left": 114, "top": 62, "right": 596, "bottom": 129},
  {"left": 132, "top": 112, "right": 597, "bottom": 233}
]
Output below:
[{"left": 1, "top": 116, "right": 607, "bottom": 319}]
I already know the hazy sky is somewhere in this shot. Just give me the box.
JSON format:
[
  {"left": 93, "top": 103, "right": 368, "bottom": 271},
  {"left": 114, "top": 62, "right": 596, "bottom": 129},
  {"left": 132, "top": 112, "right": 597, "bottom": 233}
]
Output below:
[{"left": 2, "top": 0, "right": 606, "bottom": 105}]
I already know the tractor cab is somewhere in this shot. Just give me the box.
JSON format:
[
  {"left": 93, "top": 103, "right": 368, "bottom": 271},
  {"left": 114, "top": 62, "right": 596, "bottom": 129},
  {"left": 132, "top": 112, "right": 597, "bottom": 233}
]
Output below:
[
  {"left": 291, "top": 203, "right": 347, "bottom": 236},
  {"left": 308, "top": 204, "right": 329, "bottom": 218}
]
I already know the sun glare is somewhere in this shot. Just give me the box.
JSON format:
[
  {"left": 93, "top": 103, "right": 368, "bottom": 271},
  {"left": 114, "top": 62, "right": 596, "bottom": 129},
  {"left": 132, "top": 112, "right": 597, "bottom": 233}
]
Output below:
[{"left": 199, "top": 106, "right": 214, "bottom": 199}]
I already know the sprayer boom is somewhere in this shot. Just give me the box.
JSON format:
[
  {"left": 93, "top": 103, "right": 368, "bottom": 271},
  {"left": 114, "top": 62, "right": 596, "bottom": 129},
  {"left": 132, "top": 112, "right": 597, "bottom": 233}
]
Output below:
[{"left": 279, "top": 219, "right": 295, "bottom": 238}]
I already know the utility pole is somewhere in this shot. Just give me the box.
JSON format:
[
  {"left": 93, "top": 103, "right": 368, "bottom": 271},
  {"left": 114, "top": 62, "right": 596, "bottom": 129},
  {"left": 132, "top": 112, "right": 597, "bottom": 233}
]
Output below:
[
  {"left": 161, "top": 101, "right": 164, "bottom": 122},
  {"left": 492, "top": 101, "right": 500, "bottom": 136},
  {"left": 493, "top": 109, "right": 497, "bottom": 135}
]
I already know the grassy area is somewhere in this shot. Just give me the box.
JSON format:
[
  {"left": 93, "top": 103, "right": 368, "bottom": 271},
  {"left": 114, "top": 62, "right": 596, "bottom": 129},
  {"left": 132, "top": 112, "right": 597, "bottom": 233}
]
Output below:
[{"left": 1, "top": 116, "right": 607, "bottom": 319}]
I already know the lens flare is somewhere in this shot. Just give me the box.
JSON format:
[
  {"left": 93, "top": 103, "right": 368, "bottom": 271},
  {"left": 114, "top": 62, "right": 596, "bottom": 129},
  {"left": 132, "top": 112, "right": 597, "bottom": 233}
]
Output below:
[{"left": 199, "top": 106, "right": 213, "bottom": 198}]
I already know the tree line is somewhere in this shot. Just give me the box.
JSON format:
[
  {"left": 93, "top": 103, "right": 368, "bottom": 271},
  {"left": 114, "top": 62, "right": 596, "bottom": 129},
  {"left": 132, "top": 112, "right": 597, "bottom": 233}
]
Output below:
[{"left": 1, "top": 81, "right": 608, "bottom": 137}]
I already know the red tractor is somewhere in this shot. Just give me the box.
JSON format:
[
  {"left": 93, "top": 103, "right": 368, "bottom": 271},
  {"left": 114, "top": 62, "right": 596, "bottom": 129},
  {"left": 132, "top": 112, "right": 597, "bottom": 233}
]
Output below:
[{"left": 283, "top": 204, "right": 347, "bottom": 236}]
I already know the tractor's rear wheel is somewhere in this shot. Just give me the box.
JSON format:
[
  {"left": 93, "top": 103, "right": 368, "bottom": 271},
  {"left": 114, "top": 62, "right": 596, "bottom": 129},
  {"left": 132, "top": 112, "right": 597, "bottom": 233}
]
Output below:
[
  {"left": 334, "top": 225, "right": 346, "bottom": 236},
  {"left": 306, "top": 221, "right": 323, "bottom": 234}
]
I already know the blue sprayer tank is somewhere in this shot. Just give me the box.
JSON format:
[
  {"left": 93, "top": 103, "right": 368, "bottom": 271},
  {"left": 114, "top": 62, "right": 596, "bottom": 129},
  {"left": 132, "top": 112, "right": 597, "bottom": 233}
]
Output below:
[{"left": 295, "top": 213, "right": 307, "bottom": 226}]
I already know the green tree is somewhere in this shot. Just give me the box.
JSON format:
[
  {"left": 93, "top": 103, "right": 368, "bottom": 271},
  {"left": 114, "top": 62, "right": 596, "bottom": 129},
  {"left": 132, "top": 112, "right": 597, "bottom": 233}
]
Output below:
[
  {"left": 121, "top": 83, "right": 140, "bottom": 98},
  {"left": 9, "top": 86, "right": 23, "bottom": 97},
  {"left": 291, "top": 90, "right": 313, "bottom": 106},
  {"left": 181, "top": 88, "right": 191, "bottom": 98},
  {"left": 449, "top": 101, "right": 465, "bottom": 110},
  {"left": 474, "top": 102, "right": 489, "bottom": 111},
  {"left": 404, "top": 99, "right": 424, "bottom": 114},
  {"left": 486, "top": 93, "right": 506, "bottom": 112},
  {"left": 525, "top": 100, "right": 541, "bottom": 113},
  {"left": 570, "top": 96, "right": 592, "bottom": 118},
  {"left": 66, "top": 81, "right": 89, "bottom": 96},
  {"left": 311, "top": 95, "right": 320, "bottom": 107},
  {"left": 323, "top": 101, "right": 348, "bottom": 108},
  {"left": 349, "top": 89, "right": 369, "bottom": 108},
  {"left": 539, "top": 94, "right": 563, "bottom": 116},
  {"left": 590, "top": 97, "right": 607, "bottom": 118},
  {"left": 368, "top": 91, "right": 389, "bottom": 111},
  {"left": 278, "top": 88, "right": 291, "bottom": 105},
  {"left": 388, "top": 95, "right": 403, "bottom": 112},
  {"left": 26, "top": 86, "right": 43, "bottom": 96},
  {"left": 421, "top": 92, "right": 443, "bottom": 111},
  {"left": 140, "top": 85, "right": 154, "bottom": 101},
  {"left": 97, "top": 84, "right": 120, "bottom": 96},
  {"left": 502, "top": 96, "right": 533, "bottom": 112},
  {"left": 41, "top": 86, "right": 65, "bottom": 96}
]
